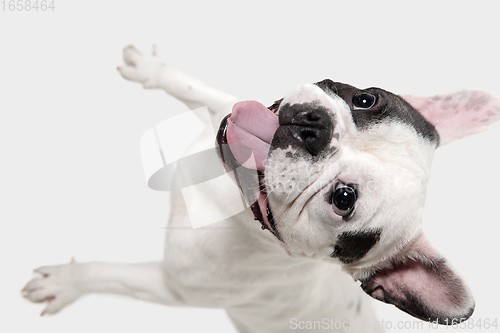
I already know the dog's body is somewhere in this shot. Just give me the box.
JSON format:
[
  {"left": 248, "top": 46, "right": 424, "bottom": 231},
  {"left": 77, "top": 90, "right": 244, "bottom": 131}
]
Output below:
[{"left": 22, "top": 45, "right": 500, "bottom": 332}]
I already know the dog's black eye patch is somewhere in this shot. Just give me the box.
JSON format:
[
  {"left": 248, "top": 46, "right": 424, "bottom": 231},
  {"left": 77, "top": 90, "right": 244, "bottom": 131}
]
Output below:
[
  {"left": 331, "top": 230, "right": 381, "bottom": 264},
  {"left": 314, "top": 79, "right": 439, "bottom": 144}
]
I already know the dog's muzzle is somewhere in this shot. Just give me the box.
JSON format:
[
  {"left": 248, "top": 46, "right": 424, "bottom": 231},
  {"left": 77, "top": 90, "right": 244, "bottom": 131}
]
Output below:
[{"left": 273, "top": 104, "right": 334, "bottom": 156}]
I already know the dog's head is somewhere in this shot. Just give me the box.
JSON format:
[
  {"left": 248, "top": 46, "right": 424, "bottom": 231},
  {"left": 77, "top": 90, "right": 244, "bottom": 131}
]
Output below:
[{"left": 217, "top": 79, "right": 500, "bottom": 323}]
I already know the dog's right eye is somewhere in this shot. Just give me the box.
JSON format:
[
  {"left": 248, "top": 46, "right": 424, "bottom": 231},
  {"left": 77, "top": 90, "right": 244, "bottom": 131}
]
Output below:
[
  {"left": 353, "top": 93, "right": 376, "bottom": 109},
  {"left": 332, "top": 186, "right": 357, "bottom": 216}
]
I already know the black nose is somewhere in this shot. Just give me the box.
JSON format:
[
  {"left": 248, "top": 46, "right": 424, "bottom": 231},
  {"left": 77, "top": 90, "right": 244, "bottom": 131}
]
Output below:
[{"left": 278, "top": 103, "right": 334, "bottom": 156}]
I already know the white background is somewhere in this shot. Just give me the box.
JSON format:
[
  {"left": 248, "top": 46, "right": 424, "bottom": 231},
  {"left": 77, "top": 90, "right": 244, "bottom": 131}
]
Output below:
[{"left": 2, "top": 1, "right": 500, "bottom": 332}]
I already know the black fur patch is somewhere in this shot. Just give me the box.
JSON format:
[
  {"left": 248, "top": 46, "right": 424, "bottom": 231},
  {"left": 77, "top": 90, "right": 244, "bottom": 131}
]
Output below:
[
  {"left": 331, "top": 230, "right": 382, "bottom": 264},
  {"left": 315, "top": 79, "right": 439, "bottom": 145}
]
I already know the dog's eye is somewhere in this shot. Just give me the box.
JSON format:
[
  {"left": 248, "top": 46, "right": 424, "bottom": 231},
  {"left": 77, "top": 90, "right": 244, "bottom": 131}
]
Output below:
[
  {"left": 353, "top": 93, "right": 376, "bottom": 109},
  {"left": 332, "top": 186, "right": 356, "bottom": 216}
]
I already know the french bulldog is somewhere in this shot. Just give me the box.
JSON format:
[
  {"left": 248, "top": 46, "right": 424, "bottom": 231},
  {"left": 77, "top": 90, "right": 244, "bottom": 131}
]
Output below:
[{"left": 21, "top": 45, "right": 500, "bottom": 333}]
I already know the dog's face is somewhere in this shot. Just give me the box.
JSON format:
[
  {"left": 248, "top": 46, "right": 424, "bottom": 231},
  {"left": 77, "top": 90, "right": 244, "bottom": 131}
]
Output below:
[
  {"left": 218, "top": 79, "right": 500, "bottom": 323},
  {"left": 266, "top": 80, "right": 437, "bottom": 265}
]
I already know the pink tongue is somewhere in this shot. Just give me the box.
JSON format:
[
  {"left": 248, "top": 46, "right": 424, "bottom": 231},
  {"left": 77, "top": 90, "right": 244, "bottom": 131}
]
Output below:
[{"left": 226, "top": 101, "right": 279, "bottom": 171}]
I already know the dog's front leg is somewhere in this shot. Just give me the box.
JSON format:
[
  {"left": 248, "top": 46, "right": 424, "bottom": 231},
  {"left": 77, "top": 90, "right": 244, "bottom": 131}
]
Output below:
[
  {"left": 118, "top": 45, "right": 237, "bottom": 122},
  {"left": 22, "top": 260, "right": 182, "bottom": 315}
]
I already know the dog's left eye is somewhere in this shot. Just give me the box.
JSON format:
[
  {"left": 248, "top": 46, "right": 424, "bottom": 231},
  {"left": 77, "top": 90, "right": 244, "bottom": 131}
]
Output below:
[
  {"left": 353, "top": 93, "right": 376, "bottom": 109},
  {"left": 332, "top": 186, "right": 357, "bottom": 216}
]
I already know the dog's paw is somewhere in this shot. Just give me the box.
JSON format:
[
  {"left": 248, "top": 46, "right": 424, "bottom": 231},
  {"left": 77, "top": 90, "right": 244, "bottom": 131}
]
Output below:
[
  {"left": 21, "top": 258, "right": 84, "bottom": 316},
  {"left": 117, "top": 44, "right": 164, "bottom": 89}
]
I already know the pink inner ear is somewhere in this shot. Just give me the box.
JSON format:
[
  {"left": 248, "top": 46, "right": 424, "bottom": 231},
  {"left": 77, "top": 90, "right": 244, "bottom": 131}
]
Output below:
[
  {"left": 372, "top": 260, "right": 459, "bottom": 315},
  {"left": 404, "top": 90, "right": 500, "bottom": 145},
  {"left": 362, "top": 234, "right": 474, "bottom": 323}
]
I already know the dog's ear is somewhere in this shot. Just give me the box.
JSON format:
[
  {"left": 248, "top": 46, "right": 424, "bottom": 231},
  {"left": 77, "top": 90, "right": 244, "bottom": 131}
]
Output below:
[
  {"left": 404, "top": 90, "right": 500, "bottom": 146},
  {"left": 360, "top": 234, "right": 474, "bottom": 324}
]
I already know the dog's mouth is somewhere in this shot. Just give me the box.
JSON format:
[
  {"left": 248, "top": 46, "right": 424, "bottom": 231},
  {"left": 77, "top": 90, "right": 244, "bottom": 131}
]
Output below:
[{"left": 216, "top": 100, "right": 282, "bottom": 237}]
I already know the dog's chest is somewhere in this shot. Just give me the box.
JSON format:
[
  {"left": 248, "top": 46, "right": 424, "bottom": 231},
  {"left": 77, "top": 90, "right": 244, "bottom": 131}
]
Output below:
[{"left": 163, "top": 203, "right": 372, "bottom": 328}]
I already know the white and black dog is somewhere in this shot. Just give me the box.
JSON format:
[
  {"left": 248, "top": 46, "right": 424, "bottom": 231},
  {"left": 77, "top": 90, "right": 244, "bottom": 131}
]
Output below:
[{"left": 22, "top": 45, "right": 500, "bottom": 332}]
